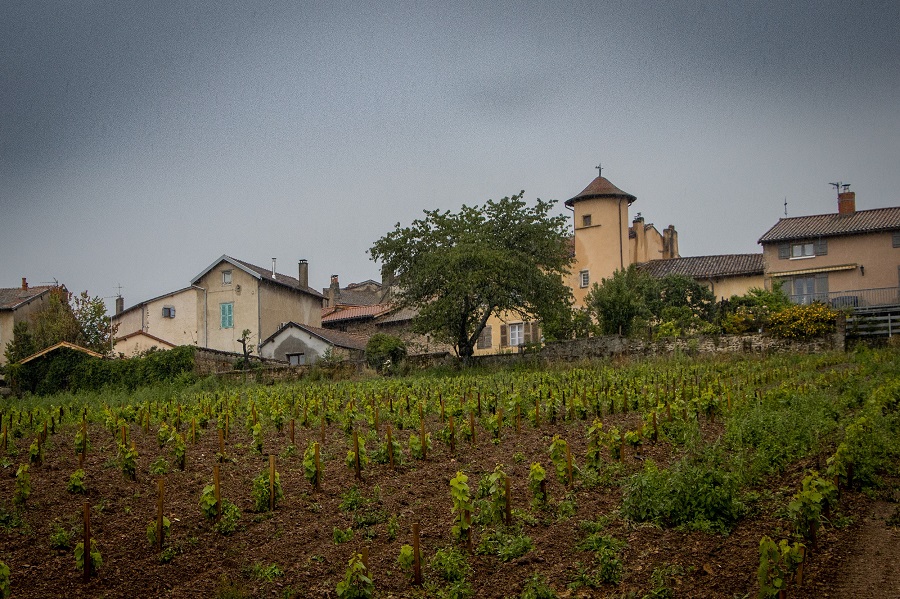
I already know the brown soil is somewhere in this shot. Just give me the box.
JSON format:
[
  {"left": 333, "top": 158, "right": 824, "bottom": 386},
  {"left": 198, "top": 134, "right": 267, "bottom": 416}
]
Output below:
[{"left": 0, "top": 409, "right": 896, "bottom": 599}]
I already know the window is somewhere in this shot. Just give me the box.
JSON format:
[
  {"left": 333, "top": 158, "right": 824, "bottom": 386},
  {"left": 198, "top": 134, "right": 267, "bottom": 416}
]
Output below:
[
  {"left": 161, "top": 306, "right": 176, "bottom": 318},
  {"left": 790, "top": 273, "right": 828, "bottom": 304},
  {"left": 579, "top": 270, "right": 590, "bottom": 288},
  {"left": 509, "top": 322, "right": 524, "bottom": 347},
  {"left": 286, "top": 353, "right": 305, "bottom": 366},
  {"left": 787, "top": 239, "right": 827, "bottom": 259},
  {"left": 220, "top": 302, "right": 233, "bottom": 329},
  {"left": 893, "top": 231, "right": 900, "bottom": 248},
  {"left": 791, "top": 242, "right": 814, "bottom": 258},
  {"left": 223, "top": 270, "right": 233, "bottom": 285},
  {"left": 476, "top": 325, "right": 492, "bottom": 349},
  {"left": 582, "top": 214, "right": 592, "bottom": 227}
]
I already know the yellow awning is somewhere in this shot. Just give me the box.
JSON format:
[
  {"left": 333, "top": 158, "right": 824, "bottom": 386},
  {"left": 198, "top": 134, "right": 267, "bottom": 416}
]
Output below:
[{"left": 768, "top": 263, "right": 857, "bottom": 277}]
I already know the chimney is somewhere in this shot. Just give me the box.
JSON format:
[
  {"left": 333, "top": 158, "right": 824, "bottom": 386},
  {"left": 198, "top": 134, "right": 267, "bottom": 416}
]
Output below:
[
  {"left": 21, "top": 277, "right": 27, "bottom": 290},
  {"left": 662, "top": 225, "right": 679, "bottom": 260},
  {"left": 838, "top": 190, "right": 856, "bottom": 214},
  {"left": 298, "top": 259, "right": 309, "bottom": 288},
  {"left": 380, "top": 265, "right": 395, "bottom": 303},
  {"left": 329, "top": 274, "right": 341, "bottom": 306},
  {"left": 271, "top": 258, "right": 277, "bottom": 278},
  {"left": 115, "top": 296, "right": 124, "bottom": 315}
]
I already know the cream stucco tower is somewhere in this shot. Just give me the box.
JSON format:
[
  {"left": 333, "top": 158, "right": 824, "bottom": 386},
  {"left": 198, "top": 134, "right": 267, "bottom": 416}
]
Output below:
[{"left": 565, "top": 176, "right": 637, "bottom": 306}]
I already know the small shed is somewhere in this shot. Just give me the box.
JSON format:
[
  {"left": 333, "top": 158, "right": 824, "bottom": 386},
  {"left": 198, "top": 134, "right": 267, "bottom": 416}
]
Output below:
[{"left": 259, "top": 322, "right": 367, "bottom": 365}]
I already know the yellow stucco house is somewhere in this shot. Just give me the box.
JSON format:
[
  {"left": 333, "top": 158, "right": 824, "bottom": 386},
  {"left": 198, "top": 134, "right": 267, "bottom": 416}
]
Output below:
[{"left": 114, "top": 255, "right": 324, "bottom": 356}]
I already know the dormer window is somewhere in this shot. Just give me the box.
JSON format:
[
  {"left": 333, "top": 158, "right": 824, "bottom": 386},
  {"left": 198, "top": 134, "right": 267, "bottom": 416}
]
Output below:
[{"left": 223, "top": 270, "right": 233, "bottom": 285}]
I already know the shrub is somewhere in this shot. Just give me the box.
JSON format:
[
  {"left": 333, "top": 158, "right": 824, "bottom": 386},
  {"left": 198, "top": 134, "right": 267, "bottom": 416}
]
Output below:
[
  {"left": 146, "top": 517, "right": 171, "bottom": 547},
  {"left": 767, "top": 303, "right": 837, "bottom": 339},
  {"left": 757, "top": 536, "right": 804, "bottom": 598},
  {"left": 365, "top": 333, "right": 407, "bottom": 375},
  {"left": 397, "top": 544, "right": 415, "bottom": 577},
  {"left": 74, "top": 539, "right": 102, "bottom": 573},
  {"left": 335, "top": 553, "right": 374, "bottom": 599},
  {"left": 520, "top": 572, "right": 557, "bottom": 599},
  {"left": 622, "top": 454, "right": 744, "bottom": 533},
  {"left": 0, "top": 561, "right": 9, "bottom": 599},
  {"left": 430, "top": 547, "right": 471, "bottom": 582},
  {"left": 251, "top": 469, "right": 284, "bottom": 512},
  {"left": 13, "top": 464, "right": 30, "bottom": 506},
  {"left": 67, "top": 469, "right": 87, "bottom": 494}
]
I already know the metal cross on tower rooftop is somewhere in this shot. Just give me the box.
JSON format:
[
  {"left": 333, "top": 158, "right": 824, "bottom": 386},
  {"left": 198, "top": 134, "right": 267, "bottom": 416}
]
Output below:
[{"left": 595, "top": 163, "right": 603, "bottom": 177}]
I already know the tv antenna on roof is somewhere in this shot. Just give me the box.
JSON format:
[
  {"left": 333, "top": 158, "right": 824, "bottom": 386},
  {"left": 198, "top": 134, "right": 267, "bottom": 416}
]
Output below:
[{"left": 784, "top": 197, "right": 788, "bottom": 217}]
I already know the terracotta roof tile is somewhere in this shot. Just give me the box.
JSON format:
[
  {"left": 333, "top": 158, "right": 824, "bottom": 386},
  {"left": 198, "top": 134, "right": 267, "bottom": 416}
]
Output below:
[
  {"left": 638, "top": 254, "right": 764, "bottom": 279},
  {"left": 229, "top": 257, "right": 325, "bottom": 298},
  {"left": 321, "top": 304, "right": 393, "bottom": 323},
  {"left": 758, "top": 207, "right": 900, "bottom": 243},
  {"left": 565, "top": 176, "right": 636, "bottom": 207}
]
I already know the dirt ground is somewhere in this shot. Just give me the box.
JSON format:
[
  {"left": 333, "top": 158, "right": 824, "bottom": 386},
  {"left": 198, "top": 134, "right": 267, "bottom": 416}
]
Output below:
[{"left": 1, "top": 408, "right": 897, "bottom": 599}]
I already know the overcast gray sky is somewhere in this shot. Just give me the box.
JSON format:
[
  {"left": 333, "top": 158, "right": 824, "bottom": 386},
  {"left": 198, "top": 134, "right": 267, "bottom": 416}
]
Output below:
[{"left": 2, "top": 1, "right": 898, "bottom": 309}]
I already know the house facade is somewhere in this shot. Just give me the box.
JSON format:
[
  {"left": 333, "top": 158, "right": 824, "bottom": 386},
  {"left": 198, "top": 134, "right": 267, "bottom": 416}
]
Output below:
[
  {"left": 191, "top": 256, "right": 324, "bottom": 354},
  {"left": 758, "top": 190, "right": 900, "bottom": 306},
  {"left": 112, "top": 286, "right": 201, "bottom": 355},
  {"left": 0, "top": 279, "right": 62, "bottom": 366}
]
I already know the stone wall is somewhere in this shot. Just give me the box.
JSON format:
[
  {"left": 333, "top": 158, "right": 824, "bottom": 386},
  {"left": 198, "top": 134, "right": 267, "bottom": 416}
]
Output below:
[
  {"left": 193, "top": 347, "right": 286, "bottom": 376},
  {"left": 472, "top": 329, "right": 845, "bottom": 368}
]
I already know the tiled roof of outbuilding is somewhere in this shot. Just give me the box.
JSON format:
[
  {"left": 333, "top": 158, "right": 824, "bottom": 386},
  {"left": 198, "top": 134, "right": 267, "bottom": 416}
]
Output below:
[
  {"left": 0, "top": 285, "right": 57, "bottom": 311},
  {"left": 322, "top": 304, "right": 393, "bottom": 323},
  {"left": 758, "top": 207, "right": 900, "bottom": 243},
  {"left": 565, "top": 176, "right": 636, "bottom": 207},
  {"left": 262, "top": 322, "right": 369, "bottom": 351},
  {"left": 638, "top": 254, "right": 764, "bottom": 279}
]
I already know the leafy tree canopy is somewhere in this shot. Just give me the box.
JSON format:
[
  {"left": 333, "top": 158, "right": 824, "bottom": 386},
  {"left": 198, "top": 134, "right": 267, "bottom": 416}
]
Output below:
[
  {"left": 3, "top": 289, "right": 117, "bottom": 364},
  {"left": 369, "top": 192, "right": 573, "bottom": 359}
]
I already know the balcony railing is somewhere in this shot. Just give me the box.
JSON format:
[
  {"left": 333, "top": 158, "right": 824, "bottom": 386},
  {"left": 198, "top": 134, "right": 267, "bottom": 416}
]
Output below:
[{"left": 789, "top": 287, "right": 900, "bottom": 309}]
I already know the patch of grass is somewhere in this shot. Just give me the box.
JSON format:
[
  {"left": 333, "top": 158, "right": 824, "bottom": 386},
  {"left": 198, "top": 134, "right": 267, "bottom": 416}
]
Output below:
[
  {"left": 476, "top": 527, "right": 533, "bottom": 562},
  {"left": 249, "top": 562, "right": 284, "bottom": 582}
]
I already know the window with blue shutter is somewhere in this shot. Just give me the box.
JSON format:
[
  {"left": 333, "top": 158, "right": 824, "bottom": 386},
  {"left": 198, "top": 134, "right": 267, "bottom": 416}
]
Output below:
[{"left": 220, "top": 302, "right": 233, "bottom": 329}]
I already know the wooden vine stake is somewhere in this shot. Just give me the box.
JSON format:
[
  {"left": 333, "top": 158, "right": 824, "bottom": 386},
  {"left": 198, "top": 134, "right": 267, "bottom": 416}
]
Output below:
[
  {"left": 516, "top": 404, "right": 521, "bottom": 433},
  {"left": 191, "top": 418, "right": 197, "bottom": 444},
  {"left": 320, "top": 415, "right": 326, "bottom": 445},
  {"left": 290, "top": 419, "right": 295, "bottom": 445},
  {"left": 213, "top": 465, "right": 222, "bottom": 522},
  {"left": 120, "top": 425, "right": 127, "bottom": 446},
  {"left": 314, "top": 442, "right": 321, "bottom": 491},
  {"left": 419, "top": 406, "right": 427, "bottom": 461},
  {"left": 1, "top": 425, "right": 6, "bottom": 452},
  {"left": 157, "top": 478, "right": 165, "bottom": 552},
  {"left": 448, "top": 415, "right": 455, "bottom": 453},
  {"left": 361, "top": 546, "right": 370, "bottom": 573},
  {"left": 83, "top": 502, "right": 92, "bottom": 581},
  {"left": 218, "top": 429, "right": 225, "bottom": 457},
  {"left": 387, "top": 426, "right": 395, "bottom": 469},
  {"left": 353, "top": 430, "right": 362, "bottom": 480},
  {"left": 80, "top": 419, "right": 87, "bottom": 466},
  {"left": 469, "top": 411, "right": 476, "bottom": 447},
  {"left": 566, "top": 444, "right": 574, "bottom": 489},
  {"left": 269, "top": 454, "right": 276, "bottom": 511},
  {"left": 796, "top": 545, "right": 806, "bottom": 586},
  {"left": 504, "top": 475, "right": 512, "bottom": 526},
  {"left": 412, "top": 522, "right": 422, "bottom": 586}
]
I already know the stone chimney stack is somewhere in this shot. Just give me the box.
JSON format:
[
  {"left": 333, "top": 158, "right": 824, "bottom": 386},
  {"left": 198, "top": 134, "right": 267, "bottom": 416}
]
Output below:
[
  {"left": 380, "top": 265, "right": 395, "bottom": 303},
  {"left": 838, "top": 190, "right": 856, "bottom": 214},
  {"left": 298, "top": 260, "right": 309, "bottom": 288},
  {"left": 21, "top": 277, "right": 27, "bottom": 290},
  {"left": 115, "top": 296, "right": 124, "bottom": 315},
  {"left": 662, "top": 225, "right": 679, "bottom": 260},
  {"left": 329, "top": 275, "right": 341, "bottom": 306}
]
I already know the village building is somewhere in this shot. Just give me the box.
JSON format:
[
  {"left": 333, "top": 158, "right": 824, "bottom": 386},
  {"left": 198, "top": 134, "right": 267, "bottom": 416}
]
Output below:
[
  {"left": 258, "top": 321, "right": 368, "bottom": 364},
  {"left": 637, "top": 254, "right": 765, "bottom": 301},
  {"left": 112, "top": 286, "right": 201, "bottom": 356},
  {"left": 0, "top": 279, "right": 65, "bottom": 366},
  {"left": 113, "top": 255, "right": 324, "bottom": 357},
  {"left": 758, "top": 187, "right": 900, "bottom": 307}
]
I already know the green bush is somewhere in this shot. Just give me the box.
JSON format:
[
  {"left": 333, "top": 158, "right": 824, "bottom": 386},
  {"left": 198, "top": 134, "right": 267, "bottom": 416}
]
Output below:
[
  {"left": 622, "top": 454, "right": 744, "bottom": 533},
  {"left": 365, "top": 334, "right": 407, "bottom": 375},
  {"left": 767, "top": 303, "right": 837, "bottom": 339}
]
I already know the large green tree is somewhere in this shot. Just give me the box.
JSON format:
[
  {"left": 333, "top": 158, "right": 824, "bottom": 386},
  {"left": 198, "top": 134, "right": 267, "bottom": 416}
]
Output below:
[
  {"left": 3, "top": 290, "right": 116, "bottom": 364},
  {"left": 369, "top": 192, "right": 573, "bottom": 360}
]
